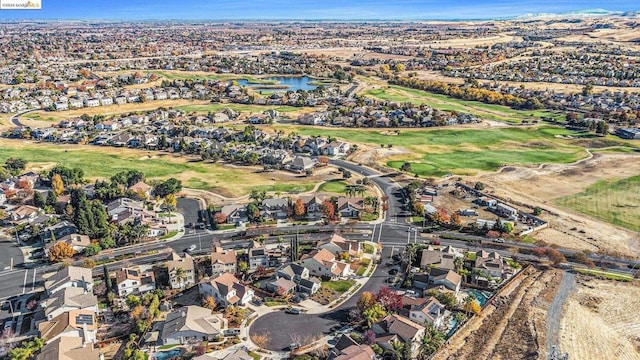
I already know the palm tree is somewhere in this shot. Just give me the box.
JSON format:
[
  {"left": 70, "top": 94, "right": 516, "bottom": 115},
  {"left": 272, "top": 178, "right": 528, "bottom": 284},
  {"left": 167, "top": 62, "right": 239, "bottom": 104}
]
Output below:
[
  {"left": 175, "top": 267, "right": 187, "bottom": 288},
  {"left": 417, "top": 324, "right": 445, "bottom": 359},
  {"left": 383, "top": 340, "right": 406, "bottom": 360},
  {"left": 463, "top": 294, "right": 476, "bottom": 316}
]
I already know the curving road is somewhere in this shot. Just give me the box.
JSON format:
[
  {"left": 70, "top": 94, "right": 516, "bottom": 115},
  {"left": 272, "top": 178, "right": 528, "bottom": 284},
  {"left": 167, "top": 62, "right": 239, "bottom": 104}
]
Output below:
[{"left": 249, "top": 245, "right": 394, "bottom": 351}]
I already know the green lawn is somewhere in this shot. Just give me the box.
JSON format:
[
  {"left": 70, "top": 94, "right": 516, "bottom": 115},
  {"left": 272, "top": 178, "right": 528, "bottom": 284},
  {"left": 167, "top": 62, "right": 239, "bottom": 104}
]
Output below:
[
  {"left": 318, "top": 180, "right": 348, "bottom": 194},
  {"left": 276, "top": 125, "right": 587, "bottom": 176},
  {"left": 576, "top": 268, "right": 634, "bottom": 282},
  {"left": 160, "top": 230, "right": 178, "bottom": 240},
  {"left": 322, "top": 279, "right": 355, "bottom": 293},
  {"left": 356, "top": 259, "right": 371, "bottom": 276},
  {"left": 555, "top": 175, "right": 640, "bottom": 232},
  {"left": 363, "top": 243, "right": 375, "bottom": 254},
  {"left": 0, "top": 142, "right": 316, "bottom": 197},
  {"left": 362, "top": 85, "right": 564, "bottom": 123}
]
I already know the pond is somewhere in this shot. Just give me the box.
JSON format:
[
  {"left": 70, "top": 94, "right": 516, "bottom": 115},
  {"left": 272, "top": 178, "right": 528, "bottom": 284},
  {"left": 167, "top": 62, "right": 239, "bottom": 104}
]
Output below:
[
  {"left": 152, "top": 347, "right": 185, "bottom": 360},
  {"left": 236, "top": 76, "right": 317, "bottom": 92}
]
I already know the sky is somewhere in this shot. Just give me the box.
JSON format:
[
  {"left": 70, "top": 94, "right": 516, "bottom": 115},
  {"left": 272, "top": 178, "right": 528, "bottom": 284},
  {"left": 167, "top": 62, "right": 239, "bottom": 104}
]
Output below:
[{"left": 0, "top": 0, "right": 639, "bottom": 20}]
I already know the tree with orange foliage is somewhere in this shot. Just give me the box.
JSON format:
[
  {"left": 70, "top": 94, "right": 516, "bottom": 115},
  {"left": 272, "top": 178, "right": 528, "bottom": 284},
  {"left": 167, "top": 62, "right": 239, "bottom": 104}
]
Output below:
[
  {"left": 51, "top": 174, "right": 64, "bottom": 195},
  {"left": 48, "top": 241, "right": 75, "bottom": 262},
  {"left": 202, "top": 296, "right": 217, "bottom": 310},
  {"left": 321, "top": 200, "right": 335, "bottom": 221},
  {"left": 294, "top": 198, "right": 306, "bottom": 217}
]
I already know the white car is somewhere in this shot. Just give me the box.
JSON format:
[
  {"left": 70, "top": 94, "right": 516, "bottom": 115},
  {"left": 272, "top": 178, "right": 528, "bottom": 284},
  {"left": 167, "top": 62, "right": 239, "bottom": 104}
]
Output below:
[
  {"left": 186, "top": 244, "right": 197, "bottom": 253},
  {"left": 493, "top": 238, "right": 505, "bottom": 243}
]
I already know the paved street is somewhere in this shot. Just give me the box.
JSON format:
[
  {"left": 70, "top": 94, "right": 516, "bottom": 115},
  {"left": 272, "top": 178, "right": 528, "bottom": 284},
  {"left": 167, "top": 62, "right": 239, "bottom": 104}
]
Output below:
[{"left": 249, "top": 232, "right": 393, "bottom": 351}]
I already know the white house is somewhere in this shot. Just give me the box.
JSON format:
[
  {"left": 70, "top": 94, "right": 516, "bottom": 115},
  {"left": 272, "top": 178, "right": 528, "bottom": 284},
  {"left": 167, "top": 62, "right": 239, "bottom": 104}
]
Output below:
[
  {"left": 300, "top": 248, "right": 351, "bottom": 280},
  {"left": 44, "top": 266, "right": 93, "bottom": 295},
  {"left": 115, "top": 267, "right": 156, "bottom": 297},
  {"left": 165, "top": 252, "right": 196, "bottom": 290},
  {"left": 160, "top": 306, "right": 227, "bottom": 345},
  {"left": 199, "top": 273, "right": 254, "bottom": 307}
]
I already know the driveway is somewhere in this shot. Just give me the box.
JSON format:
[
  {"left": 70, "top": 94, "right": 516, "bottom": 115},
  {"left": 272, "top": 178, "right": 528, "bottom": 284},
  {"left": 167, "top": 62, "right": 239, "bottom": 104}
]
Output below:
[{"left": 249, "top": 247, "right": 393, "bottom": 350}]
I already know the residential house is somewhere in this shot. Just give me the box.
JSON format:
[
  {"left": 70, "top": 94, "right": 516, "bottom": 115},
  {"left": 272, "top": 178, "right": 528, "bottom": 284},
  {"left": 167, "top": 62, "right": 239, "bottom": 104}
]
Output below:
[
  {"left": 406, "top": 296, "right": 446, "bottom": 328},
  {"left": 337, "top": 197, "right": 364, "bottom": 219},
  {"left": 128, "top": 181, "right": 153, "bottom": 199},
  {"left": 40, "top": 287, "right": 99, "bottom": 321},
  {"left": 267, "top": 277, "right": 297, "bottom": 295},
  {"left": 300, "top": 248, "right": 351, "bottom": 280},
  {"left": 286, "top": 156, "right": 316, "bottom": 172},
  {"left": 160, "top": 306, "right": 227, "bottom": 345},
  {"left": 165, "top": 252, "right": 195, "bottom": 290},
  {"left": 36, "top": 336, "right": 100, "bottom": 360},
  {"left": 274, "top": 263, "right": 321, "bottom": 294},
  {"left": 329, "top": 335, "right": 375, "bottom": 360},
  {"left": 10, "top": 205, "right": 40, "bottom": 223},
  {"left": 220, "top": 205, "right": 248, "bottom": 225},
  {"left": 199, "top": 273, "right": 254, "bottom": 307},
  {"left": 372, "top": 314, "right": 425, "bottom": 356},
  {"left": 38, "top": 309, "right": 97, "bottom": 344},
  {"left": 300, "top": 195, "right": 324, "bottom": 220},
  {"left": 211, "top": 247, "right": 237, "bottom": 276},
  {"left": 260, "top": 198, "right": 289, "bottom": 220},
  {"left": 115, "top": 266, "right": 156, "bottom": 297},
  {"left": 57, "top": 233, "right": 91, "bottom": 252},
  {"left": 426, "top": 269, "right": 462, "bottom": 295},
  {"left": 317, "top": 233, "right": 362, "bottom": 259},
  {"left": 323, "top": 141, "right": 350, "bottom": 156},
  {"left": 44, "top": 266, "right": 93, "bottom": 295},
  {"left": 419, "top": 245, "right": 463, "bottom": 271},
  {"left": 472, "top": 250, "right": 505, "bottom": 286},
  {"left": 18, "top": 172, "right": 39, "bottom": 188}
]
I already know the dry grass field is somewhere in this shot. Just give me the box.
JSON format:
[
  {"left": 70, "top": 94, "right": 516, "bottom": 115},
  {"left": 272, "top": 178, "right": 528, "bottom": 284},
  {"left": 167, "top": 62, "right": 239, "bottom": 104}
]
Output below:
[
  {"left": 559, "top": 277, "right": 640, "bottom": 360},
  {"left": 477, "top": 152, "right": 640, "bottom": 257}
]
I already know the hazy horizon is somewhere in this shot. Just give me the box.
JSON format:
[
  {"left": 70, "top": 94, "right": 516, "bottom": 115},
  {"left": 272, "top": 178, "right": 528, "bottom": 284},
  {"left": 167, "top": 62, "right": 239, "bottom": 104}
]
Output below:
[{"left": 0, "top": 0, "right": 639, "bottom": 21}]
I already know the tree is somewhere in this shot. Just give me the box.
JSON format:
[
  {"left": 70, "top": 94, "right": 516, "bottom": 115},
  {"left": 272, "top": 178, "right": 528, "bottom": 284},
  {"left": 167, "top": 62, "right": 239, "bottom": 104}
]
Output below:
[
  {"left": 33, "top": 191, "right": 46, "bottom": 208},
  {"left": 213, "top": 212, "right": 227, "bottom": 224},
  {"left": 533, "top": 206, "right": 542, "bottom": 216},
  {"left": 247, "top": 202, "right": 260, "bottom": 223},
  {"left": 46, "top": 191, "right": 57, "bottom": 207},
  {"left": 357, "top": 292, "right": 377, "bottom": 313},
  {"left": 502, "top": 222, "right": 514, "bottom": 234},
  {"left": 394, "top": 63, "right": 406, "bottom": 72},
  {"left": 363, "top": 304, "right": 387, "bottom": 327},
  {"left": 238, "top": 261, "right": 249, "bottom": 275},
  {"left": 4, "top": 158, "right": 26, "bottom": 175},
  {"left": 51, "top": 174, "right": 65, "bottom": 196},
  {"left": 375, "top": 287, "right": 403, "bottom": 312},
  {"left": 321, "top": 200, "right": 335, "bottom": 220},
  {"left": 175, "top": 267, "right": 187, "bottom": 286},
  {"left": 153, "top": 178, "right": 182, "bottom": 197},
  {"left": 544, "top": 248, "right": 566, "bottom": 265},
  {"left": 48, "top": 241, "right": 75, "bottom": 262},
  {"left": 474, "top": 182, "right": 484, "bottom": 190},
  {"left": 81, "top": 259, "right": 96, "bottom": 269},
  {"left": 294, "top": 198, "right": 306, "bottom": 217},
  {"left": 164, "top": 194, "right": 177, "bottom": 223},
  {"left": 400, "top": 162, "right": 412, "bottom": 172},
  {"left": 103, "top": 264, "right": 112, "bottom": 292},
  {"left": 417, "top": 324, "right": 445, "bottom": 359},
  {"left": 126, "top": 294, "right": 142, "bottom": 308},
  {"left": 85, "top": 243, "right": 102, "bottom": 256},
  {"left": 463, "top": 296, "right": 481, "bottom": 316},
  {"left": 202, "top": 296, "right": 217, "bottom": 310}
]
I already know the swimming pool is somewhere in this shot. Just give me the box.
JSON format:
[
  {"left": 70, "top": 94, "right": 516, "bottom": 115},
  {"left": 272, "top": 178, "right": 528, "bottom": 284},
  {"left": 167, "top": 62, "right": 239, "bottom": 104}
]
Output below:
[
  {"left": 466, "top": 289, "right": 492, "bottom": 307},
  {"left": 152, "top": 347, "right": 185, "bottom": 360}
]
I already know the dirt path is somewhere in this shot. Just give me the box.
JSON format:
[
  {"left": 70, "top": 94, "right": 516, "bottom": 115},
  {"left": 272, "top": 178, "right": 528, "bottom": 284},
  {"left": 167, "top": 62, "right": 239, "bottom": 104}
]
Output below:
[{"left": 546, "top": 271, "right": 576, "bottom": 354}]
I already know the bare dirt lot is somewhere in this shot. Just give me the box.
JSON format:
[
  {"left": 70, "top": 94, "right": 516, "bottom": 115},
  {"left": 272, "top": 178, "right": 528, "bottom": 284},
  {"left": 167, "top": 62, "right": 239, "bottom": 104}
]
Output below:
[
  {"left": 475, "top": 152, "right": 640, "bottom": 257},
  {"left": 559, "top": 277, "right": 640, "bottom": 360},
  {"left": 435, "top": 267, "right": 562, "bottom": 360}
]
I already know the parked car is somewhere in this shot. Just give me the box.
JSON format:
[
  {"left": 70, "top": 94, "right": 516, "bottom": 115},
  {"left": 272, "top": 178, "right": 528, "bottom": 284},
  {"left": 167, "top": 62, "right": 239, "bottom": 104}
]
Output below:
[
  {"left": 185, "top": 244, "right": 197, "bottom": 253},
  {"left": 251, "top": 298, "right": 263, "bottom": 306},
  {"left": 289, "top": 343, "right": 300, "bottom": 351},
  {"left": 285, "top": 307, "right": 301, "bottom": 315},
  {"left": 493, "top": 238, "right": 505, "bottom": 243}
]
